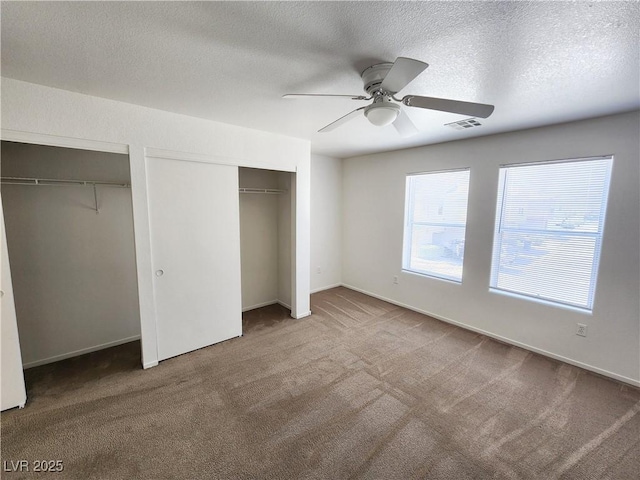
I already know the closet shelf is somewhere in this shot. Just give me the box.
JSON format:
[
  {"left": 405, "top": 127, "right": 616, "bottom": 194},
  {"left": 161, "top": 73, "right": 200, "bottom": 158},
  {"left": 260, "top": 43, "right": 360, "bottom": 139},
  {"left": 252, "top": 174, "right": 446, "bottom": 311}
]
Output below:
[
  {"left": 239, "top": 187, "right": 287, "bottom": 195},
  {"left": 1, "top": 177, "right": 130, "bottom": 188},
  {"left": 1, "top": 176, "right": 130, "bottom": 214}
]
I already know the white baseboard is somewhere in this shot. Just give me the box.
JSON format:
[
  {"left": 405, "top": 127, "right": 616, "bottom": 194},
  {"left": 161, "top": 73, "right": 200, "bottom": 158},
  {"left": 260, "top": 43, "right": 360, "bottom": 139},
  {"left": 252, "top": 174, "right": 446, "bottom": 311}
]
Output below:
[
  {"left": 242, "top": 299, "right": 279, "bottom": 312},
  {"left": 341, "top": 283, "right": 640, "bottom": 388},
  {"left": 242, "top": 300, "right": 292, "bottom": 313},
  {"left": 143, "top": 361, "right": 158, "bottom": 369},
  {"left": 277, "top": 300, "right": 291, "bottom": 310},
  {"left": 22, "top": 335, "right": 141, "bottom": 369},
  {"left": 310, "top": 283, "right": 342, "bottom": 294}
]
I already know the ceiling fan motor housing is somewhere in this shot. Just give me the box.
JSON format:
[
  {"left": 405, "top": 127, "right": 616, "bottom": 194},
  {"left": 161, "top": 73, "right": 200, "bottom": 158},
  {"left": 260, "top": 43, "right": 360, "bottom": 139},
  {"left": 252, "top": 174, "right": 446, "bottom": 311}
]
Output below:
[
  {"left": 361, "top": 63, "right": 393, "bottom": 95},
  {"left": 364, "top": 100, "right": 400, "bottom": 126}
]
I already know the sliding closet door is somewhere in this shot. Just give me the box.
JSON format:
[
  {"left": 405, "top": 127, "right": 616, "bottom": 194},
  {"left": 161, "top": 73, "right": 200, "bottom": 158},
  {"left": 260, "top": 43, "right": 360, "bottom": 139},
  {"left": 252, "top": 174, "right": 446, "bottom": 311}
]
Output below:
[
  {"left": 147, "top": 157, "right": 242, "bottom": 361},
  {"left": 1, "top": 197, "right": 27, "bottom": 410}
]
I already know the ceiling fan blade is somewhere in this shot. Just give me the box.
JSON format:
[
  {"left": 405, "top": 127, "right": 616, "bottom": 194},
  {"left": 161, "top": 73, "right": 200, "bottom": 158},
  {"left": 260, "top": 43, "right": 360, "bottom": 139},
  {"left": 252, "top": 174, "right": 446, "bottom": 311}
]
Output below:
[
  {"left": 393, "top": 109, "right": 419, "bottom": 137},
  {"left": 318, "top": 107, "right": 366, "bottom": 133},
  {"left": 283, "top": 93, "right": 368, "bottom": 100},
  {"left": 402, "top": 95, "right": 495, "bottom": 118},
  {"left": 380, "top": 57, "right": 429, "bottom": 94}
]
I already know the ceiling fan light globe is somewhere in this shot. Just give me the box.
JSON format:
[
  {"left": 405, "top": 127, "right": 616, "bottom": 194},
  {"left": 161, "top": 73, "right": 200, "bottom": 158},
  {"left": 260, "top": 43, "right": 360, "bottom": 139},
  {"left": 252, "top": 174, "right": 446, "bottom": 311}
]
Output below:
[{"left": 364, "top": 103, "right": 400, "bottom": 127}]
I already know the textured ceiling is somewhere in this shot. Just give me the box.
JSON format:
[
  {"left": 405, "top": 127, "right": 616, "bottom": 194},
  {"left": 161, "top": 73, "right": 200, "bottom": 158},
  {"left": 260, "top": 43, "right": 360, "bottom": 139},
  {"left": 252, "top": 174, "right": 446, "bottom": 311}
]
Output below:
[{"left": 2, "top": 1, "right": 639, "bottom": 158}]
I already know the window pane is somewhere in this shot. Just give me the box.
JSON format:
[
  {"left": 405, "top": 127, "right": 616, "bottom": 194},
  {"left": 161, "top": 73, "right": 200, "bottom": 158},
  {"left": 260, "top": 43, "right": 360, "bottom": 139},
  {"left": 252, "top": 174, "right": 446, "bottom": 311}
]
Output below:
[
  {"left": 493, "top": 231, "right": 596, "bottom": 307},
  {"left": 403, "top": 169, "right": 470, "bottom": 282},
  {"left": 500, "top": 160, "right": 611, "bottom": 234},
  {"left": 410, "top": 172, "right": 470, "bottom": 225},
  {"left": 491, "top": 157, "right": 612, "bottom": 310},
  {"left": 407, "top": 225, "right": 466, "bottom": 281}
]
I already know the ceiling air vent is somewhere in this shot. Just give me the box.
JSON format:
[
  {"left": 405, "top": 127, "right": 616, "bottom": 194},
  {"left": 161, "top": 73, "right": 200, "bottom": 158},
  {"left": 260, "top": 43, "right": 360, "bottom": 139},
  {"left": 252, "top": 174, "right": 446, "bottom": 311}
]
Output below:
[{"left": 446, "top": 118, "right": 482, "bottom": 130}]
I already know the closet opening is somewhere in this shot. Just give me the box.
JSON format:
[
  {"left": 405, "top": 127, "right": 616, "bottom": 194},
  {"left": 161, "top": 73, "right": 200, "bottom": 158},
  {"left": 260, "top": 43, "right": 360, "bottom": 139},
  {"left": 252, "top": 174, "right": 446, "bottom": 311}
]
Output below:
[
  {"left": 0, "top": 141, "right": 141, "bottom": 394},
  {"left": 239, "top": 167, "right": 293, "bottom": 332}
]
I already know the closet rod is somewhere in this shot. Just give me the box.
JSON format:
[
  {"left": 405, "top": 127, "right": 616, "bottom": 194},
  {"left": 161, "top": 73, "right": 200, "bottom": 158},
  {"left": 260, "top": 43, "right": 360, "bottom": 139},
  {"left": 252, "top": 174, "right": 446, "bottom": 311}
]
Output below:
[
  {"left": 0, "top": 177, "right": 130, "bottom": 188},
  {"left": 239, "top": 187, "right": 286, "bottom": 195}
]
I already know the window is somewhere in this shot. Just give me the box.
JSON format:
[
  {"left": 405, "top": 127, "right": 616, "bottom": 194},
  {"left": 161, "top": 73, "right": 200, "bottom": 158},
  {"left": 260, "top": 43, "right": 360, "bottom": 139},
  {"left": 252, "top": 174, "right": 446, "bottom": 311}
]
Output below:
[
  {"left": 403, "top": 169, "right": 470, "bottom": 282},
  {"left": 490, "top": 157, "right": 613, "bottom": 311}
]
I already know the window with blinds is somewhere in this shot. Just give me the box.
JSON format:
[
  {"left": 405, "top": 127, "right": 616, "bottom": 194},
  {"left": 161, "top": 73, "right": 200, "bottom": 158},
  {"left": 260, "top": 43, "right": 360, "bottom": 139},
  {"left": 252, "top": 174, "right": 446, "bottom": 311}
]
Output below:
[
  {"left": 490, "top": 157, "right": 613, "bottom": 310},
  {"left": 403, "top": 169, "right": 470, "bottom": 282}
]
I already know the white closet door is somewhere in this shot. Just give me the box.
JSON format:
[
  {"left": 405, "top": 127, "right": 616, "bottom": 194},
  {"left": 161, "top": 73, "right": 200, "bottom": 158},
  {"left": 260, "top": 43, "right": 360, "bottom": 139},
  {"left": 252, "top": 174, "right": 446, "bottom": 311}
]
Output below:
[
  {"left": 147, "top": 158, "right": 242, "bottom": 361},
  {"left": 1, "top": 197, "right": 27, "bottom": 410}
]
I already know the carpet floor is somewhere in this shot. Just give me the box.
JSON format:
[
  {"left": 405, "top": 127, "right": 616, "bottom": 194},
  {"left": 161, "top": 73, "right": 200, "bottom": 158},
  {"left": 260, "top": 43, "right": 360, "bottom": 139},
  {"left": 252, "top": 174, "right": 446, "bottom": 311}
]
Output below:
[{"left": 1, "top": 287, "right": 639, "bottom": 479}]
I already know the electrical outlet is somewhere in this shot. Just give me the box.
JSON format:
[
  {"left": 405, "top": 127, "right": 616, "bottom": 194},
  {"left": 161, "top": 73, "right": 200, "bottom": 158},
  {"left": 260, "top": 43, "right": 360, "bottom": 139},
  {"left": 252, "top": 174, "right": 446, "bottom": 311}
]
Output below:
[
  {"left": 393, "top": 275, "right": 399, "bottom": 284},
  {"left": 576, "top": 323, "right": 588, "bottom": 337}
]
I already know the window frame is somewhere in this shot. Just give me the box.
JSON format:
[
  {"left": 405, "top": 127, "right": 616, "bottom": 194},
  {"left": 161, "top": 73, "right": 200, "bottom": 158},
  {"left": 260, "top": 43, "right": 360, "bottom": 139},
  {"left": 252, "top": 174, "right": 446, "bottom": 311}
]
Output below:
[
  {"left": 489, "top": 155, "right": 614, "bottom": 311},
  {"left": 402, "top": 167, "right": 471, "bottom": 283}
]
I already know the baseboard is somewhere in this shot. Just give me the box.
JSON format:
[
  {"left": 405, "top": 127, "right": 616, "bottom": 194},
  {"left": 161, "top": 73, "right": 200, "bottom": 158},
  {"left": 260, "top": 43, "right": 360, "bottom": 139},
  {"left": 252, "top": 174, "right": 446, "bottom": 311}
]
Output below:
[
  {"left": 341, "top": 283, "right": 640, "bottom": 388},
  {"left": 242, "top": 300, "right": 294, "bottom": 313},
  {"left": 22, "top": 335, "right": 141, "bottom": 369},
  {"left": 143, "top": 361, "right": 159, "bottom": 369},
  {"left": 273, "top": 300, "right": 310, "bottom": 319},
  {"left": 277, "top": 300, "right": 291, "bottom": 310},
  {"left": 242, "top": 299, "right": 279, "bottom": 312},
  {"left": 310, "top": 283, "right": 342, "bottom": 294}
]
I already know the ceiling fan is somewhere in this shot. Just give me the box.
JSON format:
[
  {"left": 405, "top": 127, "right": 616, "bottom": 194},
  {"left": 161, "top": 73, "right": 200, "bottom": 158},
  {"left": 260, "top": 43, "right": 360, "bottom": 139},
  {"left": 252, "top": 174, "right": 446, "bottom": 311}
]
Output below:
[{"left": 283, "top": 57, "right": 495, "bottom": 136}]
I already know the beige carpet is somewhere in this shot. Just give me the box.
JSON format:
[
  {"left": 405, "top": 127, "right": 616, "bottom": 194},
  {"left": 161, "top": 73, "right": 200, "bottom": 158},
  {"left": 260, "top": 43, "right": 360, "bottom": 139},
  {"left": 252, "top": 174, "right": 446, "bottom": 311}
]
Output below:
[{"left": 2, "top": 287, "right": 639, "bottom": 479}]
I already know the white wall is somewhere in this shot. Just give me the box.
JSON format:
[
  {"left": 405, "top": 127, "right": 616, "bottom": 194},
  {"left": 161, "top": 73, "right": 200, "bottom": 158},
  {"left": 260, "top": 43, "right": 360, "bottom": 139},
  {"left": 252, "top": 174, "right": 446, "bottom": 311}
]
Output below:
[
  {"left": 342, "top": 111, "right": 640, "bottom": 385},
  {"left": 310, "top": 154, "right": 343, "bottom": 293},
  {"left": 1, "top": 77, "right": 311, "bottom": 369},
  {"left": 1, "top": 142, "right": 140, "bottom": 368}
]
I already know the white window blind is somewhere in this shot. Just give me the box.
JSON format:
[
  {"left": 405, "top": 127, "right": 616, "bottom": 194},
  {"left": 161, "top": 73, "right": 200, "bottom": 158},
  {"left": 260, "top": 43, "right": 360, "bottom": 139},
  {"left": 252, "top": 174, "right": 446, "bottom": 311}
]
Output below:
[
  {"left": 403, "top": 169, "right": 470, "bottom": 282},
  {"left": 490, "top": 157, "right": 613, "bottom": 310}
]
